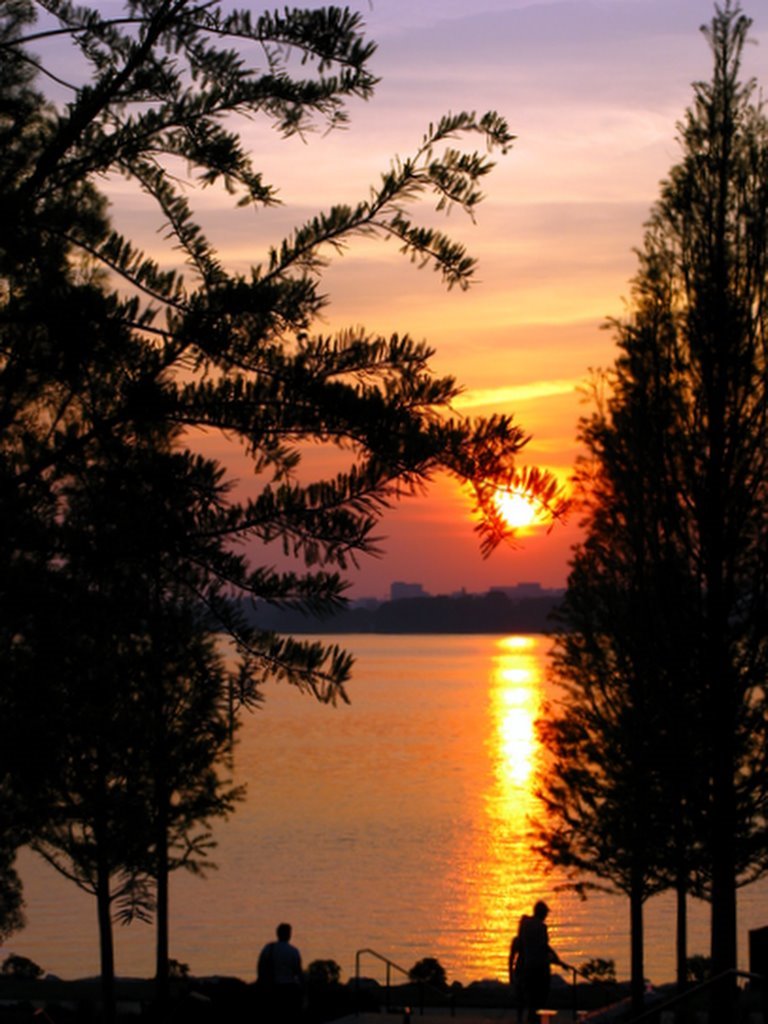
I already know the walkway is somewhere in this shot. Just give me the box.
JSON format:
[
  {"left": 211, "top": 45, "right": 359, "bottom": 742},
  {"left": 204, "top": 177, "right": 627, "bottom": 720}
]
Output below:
[{"left": 333, "top": 1012, "right": 573, "bottom": 1023}]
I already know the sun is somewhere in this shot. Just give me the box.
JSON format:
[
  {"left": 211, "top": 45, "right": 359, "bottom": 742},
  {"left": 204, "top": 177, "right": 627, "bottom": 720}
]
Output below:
[{"left": 494, "top": 489, "right": 542, "bottom": 530}]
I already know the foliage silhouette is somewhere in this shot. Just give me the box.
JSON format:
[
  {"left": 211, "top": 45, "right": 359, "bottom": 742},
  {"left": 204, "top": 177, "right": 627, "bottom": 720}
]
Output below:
[
  {"left": 537, "top": 1, "right": 768, "bottom": 1013},
  {"left": 0, "top": 1, "right": 567, "bottom": 1019}
]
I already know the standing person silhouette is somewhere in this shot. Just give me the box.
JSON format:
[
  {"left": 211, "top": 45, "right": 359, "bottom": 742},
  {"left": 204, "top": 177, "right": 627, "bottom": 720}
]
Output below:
[
  {"left": 511, "top": 900, "right": 563, "bottom": 1023},
  {"left": 257, "top": 922, "right": 303, "bottom": 1022}
]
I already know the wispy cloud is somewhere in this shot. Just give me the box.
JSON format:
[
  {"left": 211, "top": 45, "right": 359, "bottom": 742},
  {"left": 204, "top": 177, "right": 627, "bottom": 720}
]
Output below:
[{"left": 455, "top": 379, "right": 577, "bottom": 409}]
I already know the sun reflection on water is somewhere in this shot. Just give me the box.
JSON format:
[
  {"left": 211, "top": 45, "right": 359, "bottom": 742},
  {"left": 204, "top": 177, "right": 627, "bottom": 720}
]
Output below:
[
  {"left": 451, "top": 635, "right": 555, "bottom": 979},
  {"left": 489, "top": 637, "right": 542, "bottom": 807}
]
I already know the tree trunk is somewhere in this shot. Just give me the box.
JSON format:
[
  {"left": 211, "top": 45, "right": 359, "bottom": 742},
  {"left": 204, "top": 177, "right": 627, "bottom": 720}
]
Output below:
[
  {"left": 675, "top": 869, "right": 687, "bottom": 992},
  {"left": 96, "top": 855, "right": 116, "bottom": 1024},
  {"left": 629, "top": 875, "right": 645, "bottom": 1013},
  {"left": 710, "top": 711, "right": 738, "bottom": 1019},
  {"left": 154, "top": 789, "right": 170, "bottom": 1015}
]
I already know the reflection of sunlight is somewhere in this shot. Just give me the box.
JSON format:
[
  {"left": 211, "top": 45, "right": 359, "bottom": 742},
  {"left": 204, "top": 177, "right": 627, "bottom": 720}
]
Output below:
[
  {"left": 498, "top": 666, "right": 532, "bottom": 686},
  {"left": 489, "top": 651, "right": 540, "bottom": 813},
  {"left": 498, "top": 636, "right": 535, "bottom": 651},
  {"left": 453, "top": 635, "right": 550, "bottom": 977},
  {"left": 446, "top": 636, "right": 588, "bottom": 980},
  {"left": 499, "top": 707, "right": 536, "bottom": 785}
]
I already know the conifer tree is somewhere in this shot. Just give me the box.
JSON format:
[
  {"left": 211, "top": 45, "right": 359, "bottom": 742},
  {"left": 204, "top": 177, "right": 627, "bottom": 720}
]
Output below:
[
  {"left": 0, "top": 2, "right": 566, "bottom": 1012},
  {"left": 538, "top": 2, "right": 768, "bottom": 1010}
]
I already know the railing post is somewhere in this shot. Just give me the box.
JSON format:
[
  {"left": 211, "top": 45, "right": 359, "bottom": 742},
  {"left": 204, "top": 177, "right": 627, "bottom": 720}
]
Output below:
[
  {"left": 354, "top": 949, "right": 361, "bottom": 1018},
  {"left": 355, "top": 947, "right": 455, "bottom": 1018}
]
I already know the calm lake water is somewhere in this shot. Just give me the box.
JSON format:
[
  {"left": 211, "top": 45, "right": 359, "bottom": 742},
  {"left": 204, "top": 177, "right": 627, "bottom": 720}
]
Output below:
[{"left": 8, "top": 634, "right": 768, "bottom": 986}]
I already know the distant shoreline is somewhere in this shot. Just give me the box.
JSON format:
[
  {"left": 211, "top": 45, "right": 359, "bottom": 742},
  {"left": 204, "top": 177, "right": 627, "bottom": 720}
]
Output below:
[{"left": 245, "top": 591, "right": 565, "bottom": 635}]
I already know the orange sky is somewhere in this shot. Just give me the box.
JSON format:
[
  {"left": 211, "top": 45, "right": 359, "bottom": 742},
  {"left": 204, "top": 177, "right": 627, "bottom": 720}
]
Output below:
[{"left": 107, "top": 0, "right": 768, "bottom": 597}]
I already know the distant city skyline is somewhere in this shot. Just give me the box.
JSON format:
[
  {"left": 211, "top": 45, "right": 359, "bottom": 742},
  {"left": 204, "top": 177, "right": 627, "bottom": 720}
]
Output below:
[{"left": 383, "top": 579, "right": 564, "bottom": 603}]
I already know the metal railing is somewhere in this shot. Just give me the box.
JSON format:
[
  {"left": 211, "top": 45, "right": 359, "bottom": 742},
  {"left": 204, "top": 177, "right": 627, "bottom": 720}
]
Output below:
[{"left": 354, "top": 947, "right": 455, "bottom": 1017}]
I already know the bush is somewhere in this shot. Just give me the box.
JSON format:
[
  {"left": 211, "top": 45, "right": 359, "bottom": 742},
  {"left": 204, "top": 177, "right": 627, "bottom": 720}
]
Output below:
[
  {"left": 408, "top": 957, "right": 447, "bottom": 989},
  {"left": 306, "top": 960, "right": 342, "bottom": 986},
  {"left": 168, "top": 959, "right": 190, "bottom": 979},
  {"left": 1, "top": 955, "right": 43, "bottom": 980},
  {"left": 686, "top": 955, "right": 711, "bottom": 983},
  {"left": 579, "top": 958, "right": 617, "bottom": 985}
]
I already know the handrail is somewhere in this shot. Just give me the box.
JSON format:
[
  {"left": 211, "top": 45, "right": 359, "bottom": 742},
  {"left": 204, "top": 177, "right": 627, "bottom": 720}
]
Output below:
[
  {"left": 354, "top": 947, "right": 455, "bottom": 1017},
  {"left": 623, "top": 967, "right": 764, "bottom": 1023}
]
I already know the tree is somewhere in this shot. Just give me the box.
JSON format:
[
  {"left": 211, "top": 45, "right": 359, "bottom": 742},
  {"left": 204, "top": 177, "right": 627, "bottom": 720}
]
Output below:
[
  {"left": 538, "top": 1, "right": 768, "bottom": 1010},
  {"left": 578, "top": 958, "right": 617, "bottom": 986},
  {"left": 27, "top": 440, "right": 250, "bottom": 1018},
  {"left": 306, "top": 959, "right": 342, "bottom": 986},
  {"left": 660, "top": 4, "right": 768, "bottom": 986},
  {"left": 538, "top": 338, "right": 707, "bottom": 1008},
  {"left": 1, "top": 0, "right": 567, "bottom": 1009},
  {"left": 0, "top": 0, "right": 563, "bottom": 690},
  {"left": 538, "top": 575, "right": 672, "bottom": 1011},
  {"left": 1, "top": 954, "right": 43, "bottom": 980},
  {"left": 408, "top": 957, "right": 448, "bottom": 990}
]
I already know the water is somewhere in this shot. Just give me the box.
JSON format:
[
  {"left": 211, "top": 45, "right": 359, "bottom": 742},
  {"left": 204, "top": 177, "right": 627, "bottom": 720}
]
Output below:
[{"left": 8, "top": 635, "right": 768, "bottom": 986}]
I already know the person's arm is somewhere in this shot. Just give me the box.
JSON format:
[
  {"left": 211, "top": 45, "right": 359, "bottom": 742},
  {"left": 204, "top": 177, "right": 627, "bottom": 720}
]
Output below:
[{"left": 548, "top": 944, "right": 565, "bottom": 967}]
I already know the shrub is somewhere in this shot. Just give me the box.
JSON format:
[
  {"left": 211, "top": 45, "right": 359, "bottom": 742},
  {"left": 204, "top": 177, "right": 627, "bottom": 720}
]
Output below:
[
  {"left": 686, "top": 955, "right": 711, "bottom": 983},
  {"left": 307, "top": 959, "right": 342, "bottom": 986},
  {"left": 579, "top": 958, "right": 617, "bottom": 985},
  {"left": 168, "top": 959, "right": 190, "bottom": 980},
  {"left": 408, "top": 957, "right": 447, "bottom": 989},
  {"left": 1, "top": 955, "right": 43, "bottom": 980}
]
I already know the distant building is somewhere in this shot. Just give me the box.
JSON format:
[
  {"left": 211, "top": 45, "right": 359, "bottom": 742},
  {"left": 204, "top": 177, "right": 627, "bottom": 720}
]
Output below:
[
  {"left": 490, "top": 582, "right": 542, "bottom": 598},
  {"left": 390, "top": 581, "right": 427, "bottom": 601},
  {"left": 489, "top": 582, "right": 564, "bottom": 600},
  {"left": 350, "top": 596, "right": 382, "bottom": 610}
]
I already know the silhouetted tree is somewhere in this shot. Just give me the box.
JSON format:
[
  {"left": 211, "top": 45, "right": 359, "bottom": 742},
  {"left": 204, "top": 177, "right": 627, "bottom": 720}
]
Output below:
[
  {"left": 659, "top": 5, "right": 768, "bottom": 987},
  {"left": 538, "top": 588, "right": 672, "bottom": 1011},
  {"left": 538, "top": 342, "right": 706, "bottom": 1008},
  {"left": 578, "top": 958, "right": 617, "bottom": 986},
  {"left": 539, "top": 1, "right": 768, "bottom": 1012},
  {"left": 1, "top": 1, "right": 567, "bottom": 1016},
  {"left": 306, "top": 959, "right": 342, "bottom": 986},
  {"left": 28, "top": 443, "right": 248, "bottom": 1018},
  {"left": 1, "top": 954, "right": 43, "bottom": 980},
  {"left": 408, "top": 957, "right": 448, "bottom": 989}
]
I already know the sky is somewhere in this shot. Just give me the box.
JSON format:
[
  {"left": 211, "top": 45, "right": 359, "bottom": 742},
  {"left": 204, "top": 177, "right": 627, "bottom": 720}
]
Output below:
[{"left": 109, "top": 0, "right": 768, "bottom": 598}]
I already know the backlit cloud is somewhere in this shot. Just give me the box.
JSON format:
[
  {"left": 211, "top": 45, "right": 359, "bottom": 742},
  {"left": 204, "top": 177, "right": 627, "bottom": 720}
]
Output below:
[{"left": 455, "top": 380, "right": 578, "bottom": 408}]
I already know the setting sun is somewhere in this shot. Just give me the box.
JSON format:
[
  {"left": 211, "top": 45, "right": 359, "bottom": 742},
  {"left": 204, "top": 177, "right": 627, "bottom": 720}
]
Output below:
[{"left": 494, "top": 489, "right": 544, "bottom": 531}]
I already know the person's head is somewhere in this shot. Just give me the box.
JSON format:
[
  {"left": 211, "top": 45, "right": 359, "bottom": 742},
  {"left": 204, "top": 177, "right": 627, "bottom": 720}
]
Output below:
[
  {"left": 533, "top": 900, "right": 550, "bottom": 920},
  {"left": 276, "top": 922, "right": 292, "bottom": 942}
]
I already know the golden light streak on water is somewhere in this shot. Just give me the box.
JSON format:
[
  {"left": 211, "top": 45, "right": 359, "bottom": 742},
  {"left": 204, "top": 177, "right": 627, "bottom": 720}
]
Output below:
[
  {"left": 445, "top": 636, "right": 555, "bottom": 981},
  {"left": 10, "top": 635, "right": 762, "bottom": 985},
  {"left": 489, "top": 645, "right": 542, "bottom": 798}
]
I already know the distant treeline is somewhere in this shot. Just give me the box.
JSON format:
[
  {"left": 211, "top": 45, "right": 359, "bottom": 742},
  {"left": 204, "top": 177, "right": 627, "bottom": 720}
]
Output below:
[{"left": 245, "top": 591, "right": 564, "bottom": 635}]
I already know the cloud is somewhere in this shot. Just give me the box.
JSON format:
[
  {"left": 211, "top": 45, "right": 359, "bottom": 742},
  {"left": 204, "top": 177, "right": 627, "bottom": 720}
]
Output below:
[{"left": 455, "top": 379, "right": 577, "bottom": 408}]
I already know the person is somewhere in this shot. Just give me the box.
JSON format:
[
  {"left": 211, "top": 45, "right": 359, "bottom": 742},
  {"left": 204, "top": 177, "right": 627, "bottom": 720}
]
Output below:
[
  {"left": 257, "top": 922, "right": 303, "bottom": 1022},
  {"left": 509, "top": 930, "right": 524, "bottom": 1023},
  {"left": 510, "top": 900, "right": 563, "bottom": 1024}
]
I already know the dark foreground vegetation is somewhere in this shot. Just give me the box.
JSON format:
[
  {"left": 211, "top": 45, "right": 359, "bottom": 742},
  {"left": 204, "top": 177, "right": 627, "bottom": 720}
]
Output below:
[
  {"left": 0, "top": 972, "right": 653, "bottom": 1024},
  {"left": 0, "top": 4, "right": 565, "bottom": 1024},
  {"left": 0, "top": 972, "right": 766, "bottom": 1024},
  {"left": 534, "top": 3, "right": 768, "bottom": 1018},
  {"left": 1, "top": 950, "right": 765, "bottom": 1024}
]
